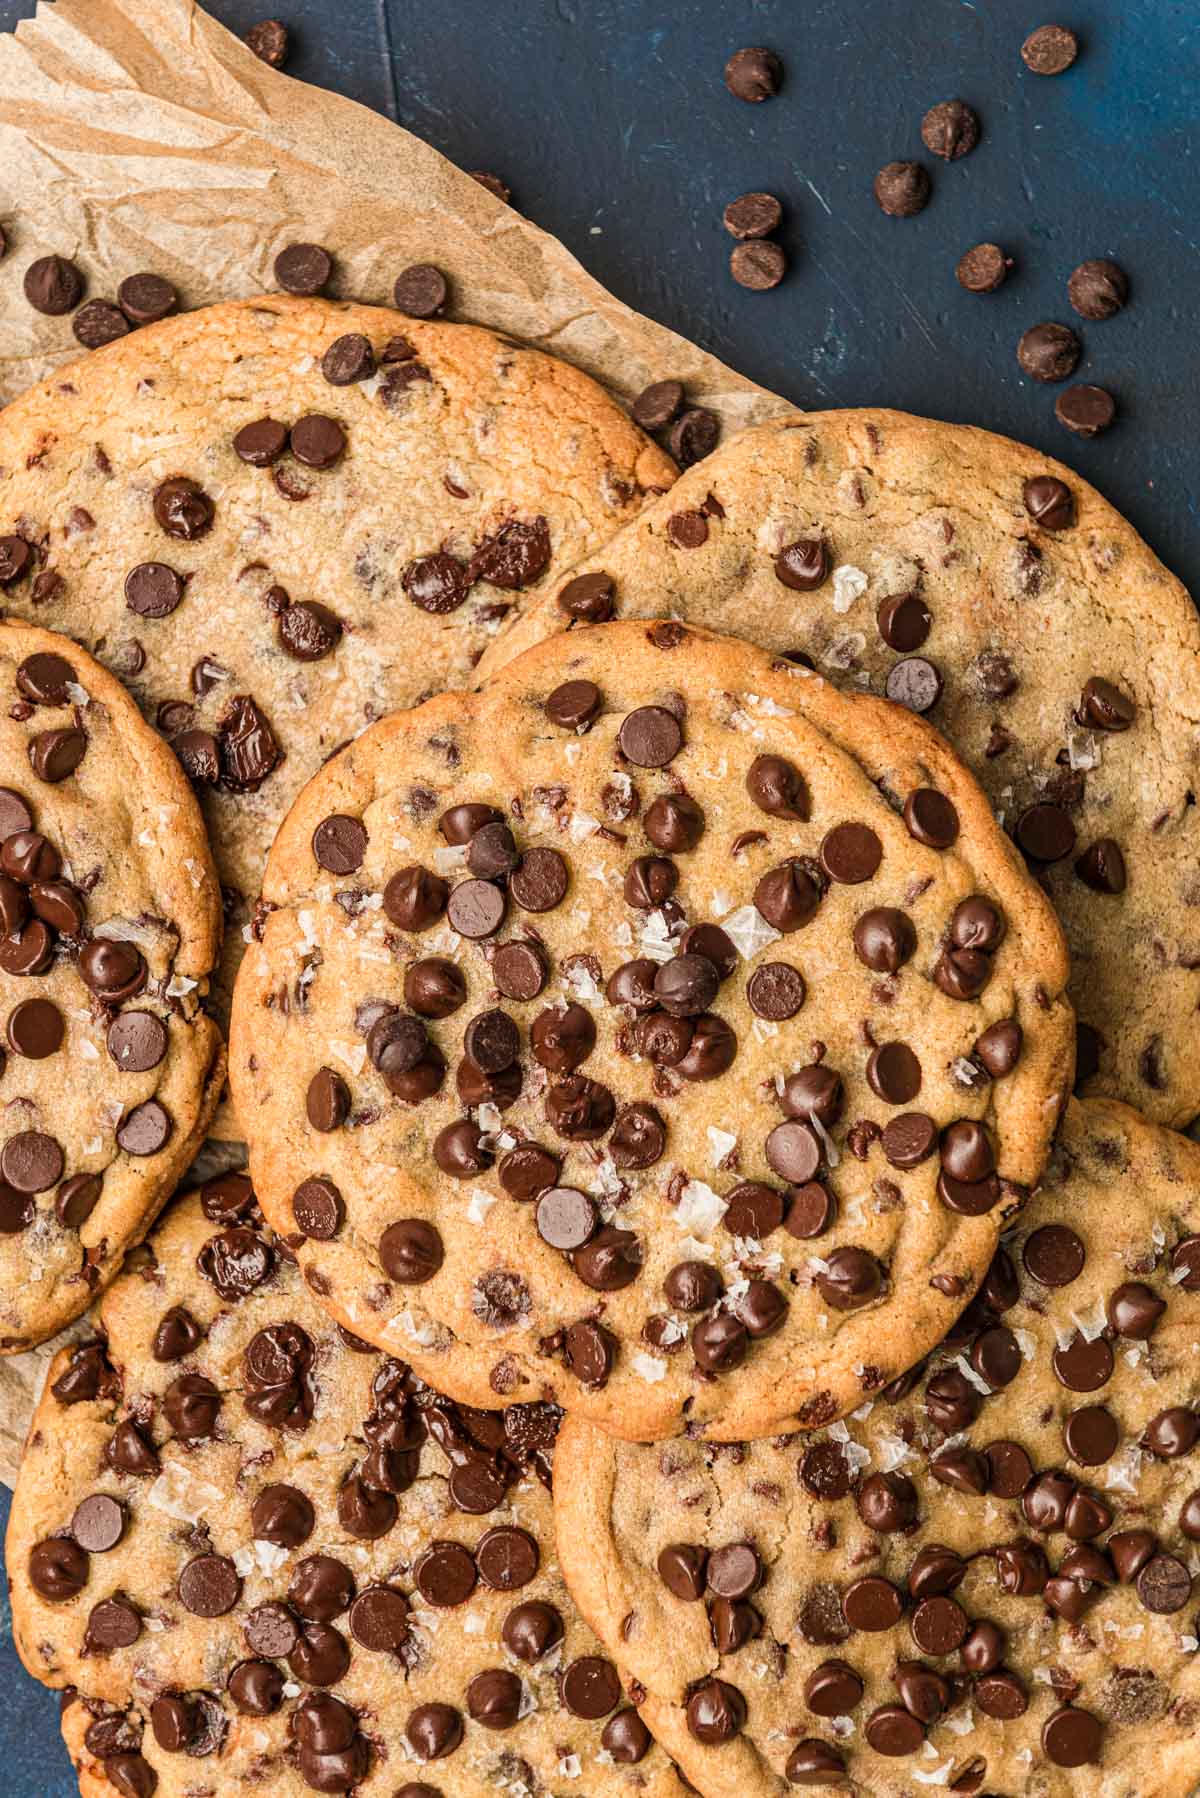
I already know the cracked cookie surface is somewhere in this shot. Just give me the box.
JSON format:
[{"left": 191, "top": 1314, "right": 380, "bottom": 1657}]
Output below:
[
  {"left": 553, "top": 1097, "right": 1200, "bottom": 1796},
  {"left": 231, "top": 620, "right": 1070, "bottom": 1441},
  {"left": 0, "top": 621, "right": 221, "bottom": 1350},
  {"left": 10, "top": 1180, "right": 680, "bottom": 1798},
  {"left": 0, "top": 295, "right": 674, "bottom": 1130},
  {"left": 480, "top": 410, "right": 1200, "bottom": 1127}
]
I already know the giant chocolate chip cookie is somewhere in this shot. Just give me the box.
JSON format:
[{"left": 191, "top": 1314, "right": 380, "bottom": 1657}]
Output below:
[
  {"left": 9, "top": 1177, "right": 680, "bottom": 1797},
  {"left": 480, "top": 411, "right": 1200, "bottom": 1126},
  {"left": 230, "top": 620, "right": 1071, "bottom": 1440},
  {"left": 0, "top": 295, "right": 674, "bottom": 1129},
  {"left": 0, "top": 621, "right": 221, "bottom": 1349},
  {"left": 552, "top": 1097, "right": 1200, "bottom": 1795}
]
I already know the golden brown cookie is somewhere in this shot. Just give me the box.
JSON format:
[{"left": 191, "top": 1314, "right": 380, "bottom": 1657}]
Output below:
[
  {"left": 0, "top": 295, "right": 674, "bottom": 1131},
  {"left": 230, "top": 620, "right": 1071, "bottom": 1440},
  {"left": 480, "top": 411, "right": 1200, "bottom": 1127},
  {"left": 10, "top": 1178, "right": 678, "bottom": 1798},
  {"left": 552, "top": 1098, "right": 1200, "bottom": 1795},
  {"left": 0, "top": 621, "right": 221, "bottom": 1350}
]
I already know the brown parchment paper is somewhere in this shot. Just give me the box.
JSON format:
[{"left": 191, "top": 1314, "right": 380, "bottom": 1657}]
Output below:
[{"left": 0, "top": 0, "right": 793, "bottom": 1482}]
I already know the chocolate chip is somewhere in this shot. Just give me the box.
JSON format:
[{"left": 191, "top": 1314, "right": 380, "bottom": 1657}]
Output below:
[
  {"left": 290, "top": 413, "right": 346, "bottom": 468},
  {"left": 557, "top": 571, "right": 615, "bottom": 621},
  {"left": 774, "top": 537, "right": 828, "bottom": 591},
  {"left": 618, "top": 705, "right": 682, "bottom": 768},
  {"left": 877, "top": 591, "right": 931, "bottom": 652},
  {"left": 501, "top": 1600, "right": 562, "bottom": 1666},
  {"left": 662, "top": 404, "right": 718, "bottom": 467},
  {"left": 0, "top": 539, "right": 32, "bottom": 587},
  {"left": 7, "top": 997, "right": 63, "bottom": 1059},
  {"left": 71, "top": 1494, "right": 125, "bottom": 1553},
  {"left": 745, "top": 753, "right": 808, "bottom": 822},
  {"left": 1042, "top": 1705, "right": 1102, "bottom": 1769},
  {"left": 1022, "top": 24, "right": 1080, "bottom": 75},
  {"left": 874, "top": 161, "right": 931, "bottom": 217},
  {"left": 29, "top": 727, "right": 87, "bottom": 783},
  {"left": 754, "top": 860, "right": 822, "bottom": 930},
  {"left": 746, "top": 960, "right": 805, "bottom": 1019},
  {"left": 199, "top": 1228, "right": 274, "bottom": 1302},
  {"left": 153, "top": 476, "right": 214, "bottom": 540},
  {"left": 1055, "top": 382, "right": 1116, "bottom": 436},
  {"left": 29, "top": 1536, "right": 89, "bottom": 1601},
  {"left": 393, "top": 263, "right": 448, "bottom": 317},
  {"left": 724, "top": 192, "right": 783, "bottom": 239},
  {"left": 306, "top": 1067, "right": 350, "bottom": 1133},
  {"left": 853, "top": 907, "right": 916, "bottom": 973},
  {"left": 246, "top": 17, "right": 288, "bottom": 64},
  {"left": 433, "top": 1118, "right": 492, "bottom": 1177},
  {"left": 510, "top": 845, "right": 568, "bottom": 912},
  {"left": 536, "top": 1185, "right": 598, "bottom": 1251},
  {"left": 24, "top": 254, "right": 84, "bottom": 314},
  {"left": 178, "top": 1553, "right": 241, "bottom": 1618},
  {"left": 804, "top": 1659, "right": 864, "bottom": 1717},
  {"left": 1016, "top": 801, "right": 1076, "bottom": 863},
  {"left": 724, "top": 45, "right": 782, "bottom": 101},
  {"left": 730, "top": 240, "right": 787, "bottom": 290},
  {"left": 886, "top": 655, "right": 942, "bottom": 713},
  {"left": 447, "top": 878, "right": 506, "bottom": 938},
  {"left": 787, "top": 1741, "right": 847, "bottom": 1784},
  {"left": 1067, "top": 257, "right": 1128, "bottom": 321},
  {"left": 477, "top": 1526, "right": 539, "bottom": 1591},
  {"left": 784, "top": 1181, "right": 835, "bottom": 1238},
  {"left": 572, "top": 1223, "right": 640, "bottom": 1289},
  {"left": 251, "top": 1484, "right": 314, "bottom": 1549},
  {"left": 842, "top": 1574, "right": 904, "bottom": 1631},
  {"left": 490, "top": 941, "right": 545, "bottom": 1002},
  {"left": 1024, "top": 1222, "right": 1085, "bottom": 1286},
  {"left": 17, "top": 652, "right": 75, "bottom": 706},
  {"left": 956, "top": 242, "right": 1011, "bottom": 292},
  {"left": 1145, "top": 1406, "right": 1199, "bottom": 1458},
  {"left": 377, "top": 1218, "right": 443, "bottom": 1285},
  {"left": 609, "top": 1101, "right": 667, "bottom": 1169},
  {"left": 878, "top": 1111, "right": 935, "bottom": 1169},
  {"left": 821, "top": 822, "right": 882, "bottom": 884},
  {"left": 1018, "top": 321, "right": 1082, "bottom": 382},
  {"left": 921, "top": 99, "right": 980, "bottom": 159},
  {"left": 84, "top": 1596, "right": 142, "bottom": 1654},
  {"left": 56, "top": 1173, "right": 102, "bottom": 1230},
  {"left": 1024, "top": 474, "right": 1075, "bottom": 530},
  {"left": 320, "top": 332, "right": 374, "bottom": 386},
  {"left": 123, "top": 561, "right": 185, "bottom": 619},
  {"left": 279, "top": 600, "right": 342, "bottom": 662},
  {"left": 384, "top": 865, "right": 448, "bottom": 931},
  {"left": 1, "top": 1130, "right": 63, "bottom": 1192},
  {"left": 116, "top": 273, "right": 178, "bottom": 324},
  {"left": 291, "top": 1177, "right": 344, "bottom": 1241},
  {"left": 106, "top": 1010, "right": 167, "bottom": 1072},
  {"left": 545, "top": 678, "right": 601, "bottom": 729},
  {"left": 816, "top": 1246, "right": 883, "bottom": 1311},
  {"left": 564, "top": 1319, "right": 617, "bottom": 1387},
  {"left": 72, "top": 300, "right": 129, "bottom": 349},
  {"left": 274, "top": 242, "right": 332, "bottom": 294},
  {"left": 857, "top": 1470, "right": 918, "bottom": 1532},
  {"left": 663, "top": 1259, "right": 723, "bottom": 1312},
  {"left": 866, "top": 1041, "right": 921, "bottom": 1105}
]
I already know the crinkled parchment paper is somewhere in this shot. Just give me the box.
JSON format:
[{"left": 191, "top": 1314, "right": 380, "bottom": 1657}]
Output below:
[{"left": 0, "top": 0, "right": 792, "bottom": 1481}]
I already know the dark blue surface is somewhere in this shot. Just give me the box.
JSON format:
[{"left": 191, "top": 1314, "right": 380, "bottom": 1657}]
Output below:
[{"left": 0, "top": 1, "right": 1196, "bottom": 1788}]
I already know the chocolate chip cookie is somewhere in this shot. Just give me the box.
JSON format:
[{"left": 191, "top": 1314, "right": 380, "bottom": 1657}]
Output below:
[
  {"left": 552, "top": 1096, "right": 1200, "bottom": 1795},
  {"left": 0, "top": 296, "right": 674, "bottom": 1131},
  {"left": 10, "top": 1177, "right": 679, "bottom": 1797},
  {"left": 0, "top": 621, "right": 222, "bottom": 1350},
  {"left": 479, "top": 411, "right": 1200, "bottom": 1127},
  {"left": 230, "top": 620, "right": 1071, "bottom": 1441}
]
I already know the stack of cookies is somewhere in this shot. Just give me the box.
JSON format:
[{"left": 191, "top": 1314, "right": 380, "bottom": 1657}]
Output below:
[{"left": 2, "top": 293, "right": 1198, "bottom": 1798}]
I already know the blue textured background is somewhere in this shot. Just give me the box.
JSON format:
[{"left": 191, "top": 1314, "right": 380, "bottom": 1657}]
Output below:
[{"left": 0, "top": 1, "right": 1196, "bottom": 1788}]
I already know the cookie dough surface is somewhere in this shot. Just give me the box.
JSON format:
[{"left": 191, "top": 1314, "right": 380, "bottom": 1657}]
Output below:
[
  {"left": 231, "top": 620, "right": 1070, "bottom": 1441},
  {"left": 10, "top": 1180, "right": 679, "bottom": 1798},
  {"left": 481, "top": 410, "right": 1200, "bottom": 1127},
  {"left": 553, "top": 1097, "right": 1200, "bottom": 1797},
  {"left": 0, "top": 295, "right": 674, "bottom": 1126},
  {"left": 0, "top": 621, "right": 221, "bottom": 1349}
]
